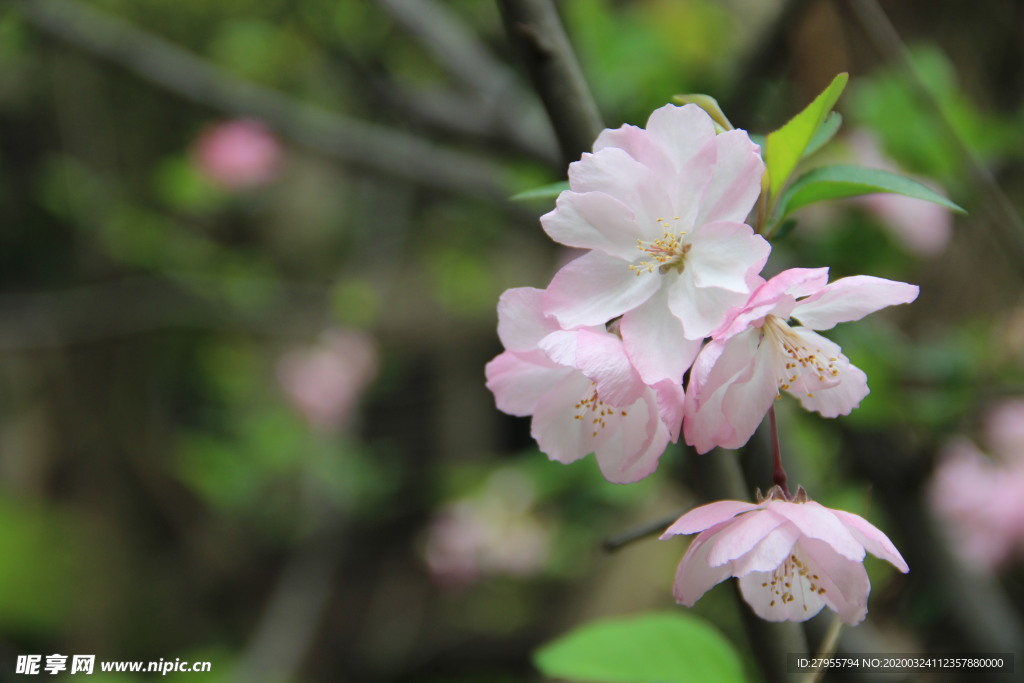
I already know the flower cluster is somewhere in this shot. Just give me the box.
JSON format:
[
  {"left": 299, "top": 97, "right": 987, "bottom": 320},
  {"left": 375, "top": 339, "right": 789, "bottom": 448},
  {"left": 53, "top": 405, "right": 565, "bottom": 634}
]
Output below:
[
  {"left": 661, "top": 487, "right": 908, "bottom": 625},
  {"left": 486, "top": 103, "right": 919, "bottom": 478}
]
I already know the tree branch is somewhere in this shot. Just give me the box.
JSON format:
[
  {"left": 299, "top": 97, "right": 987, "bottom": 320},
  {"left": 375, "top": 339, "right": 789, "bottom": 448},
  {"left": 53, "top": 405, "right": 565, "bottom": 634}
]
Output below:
[
  {"left": 6, "top": 0, "right": 514, "bottom": 201},
  {"left": 496, "top": 0, "right": 604, "bottom": 167}
]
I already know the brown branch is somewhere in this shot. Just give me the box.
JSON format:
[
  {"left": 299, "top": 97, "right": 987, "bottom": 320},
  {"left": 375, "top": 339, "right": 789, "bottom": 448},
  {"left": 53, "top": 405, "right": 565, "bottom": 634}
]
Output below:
[
  {"left": 496, "top": 0, "right": 604, "bottom": 167},
  {"left": 6, "top": 0, "right": 514, "bottom": 201}
]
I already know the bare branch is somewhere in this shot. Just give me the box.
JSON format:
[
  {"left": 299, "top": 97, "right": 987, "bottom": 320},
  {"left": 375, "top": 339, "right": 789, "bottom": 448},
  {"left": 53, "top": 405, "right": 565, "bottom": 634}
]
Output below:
[
  {"left": 7, "top": 0, "right": 514, "bottom": 201},
  {"left": 496, "top": 0, "right": 604, "bottom": 167}
]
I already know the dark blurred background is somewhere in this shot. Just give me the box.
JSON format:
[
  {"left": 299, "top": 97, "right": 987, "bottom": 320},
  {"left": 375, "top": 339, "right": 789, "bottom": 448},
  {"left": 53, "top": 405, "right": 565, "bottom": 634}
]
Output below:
[{"left": 0, "top": 0, "right": 1023, "bottom": 681}]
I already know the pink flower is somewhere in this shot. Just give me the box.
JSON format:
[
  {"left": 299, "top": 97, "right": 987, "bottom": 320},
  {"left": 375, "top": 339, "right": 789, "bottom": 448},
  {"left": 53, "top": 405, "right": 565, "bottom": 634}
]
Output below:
[
  {"left": 423, "top": 468, "right": 550, "bottom": 589},
  {"left": 929, "top": 438, "right": 1024, "bottom": 572},
  {"left": 193, "top": 119, "right": 282, "bottom": 190},
  {"left": 540, "top": 104, "right": 770, "bottom": 384},
  {"left": 684, "top": 268, "right": 918, "bottom": 453},
  {"left": 276, "top": 329, "right": 379, "bottom": 432},
  {"left": 661, "top": 488, "right": 908, "bottom": 625},
  {"left": 485, "top": 287, "right": 684, "bottom": 484},
  {"left": 984, "top": 399, "right": 1024, "bottom": 462}
]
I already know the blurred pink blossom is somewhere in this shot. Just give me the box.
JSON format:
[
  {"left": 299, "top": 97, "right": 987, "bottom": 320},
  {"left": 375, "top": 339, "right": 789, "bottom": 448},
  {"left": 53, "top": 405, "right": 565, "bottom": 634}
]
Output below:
[
  {"left": 423, "top": 469, "right": 550, "bottom": 589},
  {"left": 984, "top": 399, "right": 1024, "bottom": 461},
  {"left": 276, "top": 329, "right": 379, "bottom": 432},
  {"left": 192, "top": 119, "right": 282, "bottom": 190},
  {"left": 929, "top": 437, "right": 1024, "bottom": 572},
  {"left": 848, "top": 129, "right": 953, "bottom": 257}
]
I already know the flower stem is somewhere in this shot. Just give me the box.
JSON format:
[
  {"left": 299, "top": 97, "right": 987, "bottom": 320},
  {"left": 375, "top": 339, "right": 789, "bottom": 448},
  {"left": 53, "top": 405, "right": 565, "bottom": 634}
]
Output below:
[{"left": 769, "top": 406, "right": 791, "bottom": 498}]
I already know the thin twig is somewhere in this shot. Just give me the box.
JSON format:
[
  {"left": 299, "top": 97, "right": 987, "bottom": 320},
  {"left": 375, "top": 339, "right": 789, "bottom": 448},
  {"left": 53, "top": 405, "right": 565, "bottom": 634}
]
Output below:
[
  {"left": 7, "top": 0, "right": 514, "bottom": 201},
  {"left": 804, "top": 615, "right": 843, "bottom": 683},
  {"left": 602, "top": 508, "right": 688, "bottom": 552}
]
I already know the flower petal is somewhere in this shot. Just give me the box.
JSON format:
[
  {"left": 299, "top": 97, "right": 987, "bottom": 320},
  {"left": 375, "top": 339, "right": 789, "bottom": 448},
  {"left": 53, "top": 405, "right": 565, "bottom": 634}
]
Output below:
[
  {"left": 767, "top": 501, "right": 865, "bottom": 562},
  {"left": 568, "top": 147, "right": 671, "bottom": 232},
  {"left": 621, "top": 285, "right": 701, "bottom": 384},
  {"left": 594, "top": 392, "right": 667, "bottom": 483},
  {"left": 732, "top": 522, "right": 802, "bottom": 575},
  {"left": 799, "top": 538, "right": 872, "bottom": 625},
  {"left": 531, "top": 372, "right": 596, "bottom": 465},
  {"left": 707, "top": 508, "right": 787, "bottom": 566},
  {"left": 667, "top": 268, "right": 750, "bottom": 340},
  {"left": 645, "top": 104, "right": 718, "bottom": 172},
  {"left": 485, "top": 350, "right": 566, "bottom": 416},
  {"left": 687, "top": 221, "right": 770, "bottom": 293},
  {"left": 695, "top": 129, "right": 765, "bottom": 225},
  {"left": 572, "top": 329, "right": 644, "bottom": 406},
  {"left": 793, "top": 276, "right": 919, "bottom": 331},
  {"left": 717, "top": 337, "right": 781, "bottom": 449},
  {"left": 737, "top": 565, "right": 827, "bottom": 623},
  {"left": 830, "top": 509, "right": 909, "bottom": 573},
  {"left": 672, "top": 523, "right": 736, "bottom": 605},
  {"left": 496, "top": 287, "right": 559, "bottom": 351},
  {"left": 544, "top": 250, "right": 661, "bottom": 328},
  {"left": 541, "top": 191, "right": 643, "bottom": 260},
  {"left": 594, "top": 123, "right": 676, "bottom": 180},
  {"left": 796, "top": 356, "right": 870, "bottom": 418},
  {"left": 660, "top": 500, "right": 759, "bottom": 538}
]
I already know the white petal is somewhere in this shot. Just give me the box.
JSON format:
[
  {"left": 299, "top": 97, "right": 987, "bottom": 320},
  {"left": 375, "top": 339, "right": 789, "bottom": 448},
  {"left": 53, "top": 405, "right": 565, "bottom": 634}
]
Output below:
[
  {"left": 621, "top": 285, "right": 701, "bottom": 384},
  {"left": 645, "top": 104, "right": 717, "bottom": 170},
  {"left": 496, "top": 287, "right": 559, "bottom": 351},
  {"left": 667, "top": 268, "right": 750, "bottom": 340},
  {"left": 707, "top": 509, "right": 787, "bottom": 566},
  {"left": 672, "top": 524, "right": 736, "bottom": 606},
  {"left": 687, "top": 221, "right": 770, "bottom": 292},
  {"left": 544, "top": 251, "right": 661, "bottom": 328},
  {"left": 799, "top": 538, "right": 872, "bottom": 625},
  {"left": 485, "top": 350, "right": 568, "bottom": 416},
  {"left": 696, "top": 129, "right": 765, "bottom": 225},
  {"left": 531, "top": 372, "right": 596, "bottom": 465},
  {"left": 793, "top": 275, "right": 919, "bottom": 331},
  {"left": 541, "top": 191, "right": 643, "bottom": 260},
  {"left": 594, "top": 391, "right": 668, "bottom": 483},
  {"left": 737, "top": 546, "right": 827, "bottom": 622}
]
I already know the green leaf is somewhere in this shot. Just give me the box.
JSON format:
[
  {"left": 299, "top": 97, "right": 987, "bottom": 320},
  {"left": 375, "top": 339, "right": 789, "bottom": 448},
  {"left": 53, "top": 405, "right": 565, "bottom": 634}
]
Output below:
[
  {"left": 534, "top": 612, "right": 746, "bottom": 683},
  {"left": 803, "top": 112, "right": 842, "bottom": 159},
  {"left": 773, "top": 164, "right": 965, "bottom": 223},
  {"left": 511, "top": 180, "right": 569, "bottom": 202},
  {"left": 765, "top": 73, "right": 848, "bottom": 197}
]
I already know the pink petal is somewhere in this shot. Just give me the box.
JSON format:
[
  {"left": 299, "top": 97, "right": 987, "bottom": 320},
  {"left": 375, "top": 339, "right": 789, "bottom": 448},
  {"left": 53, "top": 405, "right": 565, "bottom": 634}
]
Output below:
[
  {"left": 717, "top": 338, "right": 780, "bottom": 449},
  {"left": 737, "top": 564, "right": 827, "bottom": 623},
  {"left": 712, "top": 268, "right": 830, "bottom": 341},
  {"left": 620, "top": 286, "right": 701, "bottom": 384},
  {"left": 796, "top": 357, "right": 870, "bottom": 418},
  {"left": 707, "top": 508, "right": 787, "bottom": 566},
  {"left": 568, "top": 147, "right": 671, "bottom": 231},
  {"left": 799, "top": 538, "right": 871, "bottom": 625},
  {"left": 687, "top": 221, "right": 770, "bottom": 293},
  {"left": 544, "top": 250, "right": 661, "bottom": 328},
  {"left": 695, "top": 130, "right": 765, "bottom": 225},
  {"left": 793, "top": 276, "right": 919, "bottom": 331},
  {"left": 496, "top": 287, "right": 558, "bottom": 351},
  {"left": 594, "top": 123, "right": 676, "bottom": 180},
  {"left": 668, "top": 268, "right": 750, "bottom": 340},
  {"left": 652, "top": 378, "right": 686, "bottom": 443},
  {"left": 672, "top": 523, "right": 736, "bottom": 605},
  {"left": 660, "top": 500, "right": 758, "bottom": 538},
  {"left": 768, "top": 501, "right": 865, "bottom": 562},
  {"left": 644, "top": 104, "right": 717, "bottom": 172},
  {"left": 732, "top": 522, "right": 802, "bottom": 575},
  {"left": 541, "top": 191, "right": 643, "bottom": 260},
  {"left": 531, "top": 372, "right": 598, "bottom": 465},
  {"left": 683, "top": 331, "right": 761, "bottom": 453},
  {"left": 594, "top": 392, "right": 667, "bottom": 483},
  {"left": 485, "top": 350, "right": 567, "bottom": 416},
  {"left": 830, "top": 509, "right": 909, "bottom": 573},
  {"left": 573, "top": 329, "right": 644, "bottom": 406}
]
